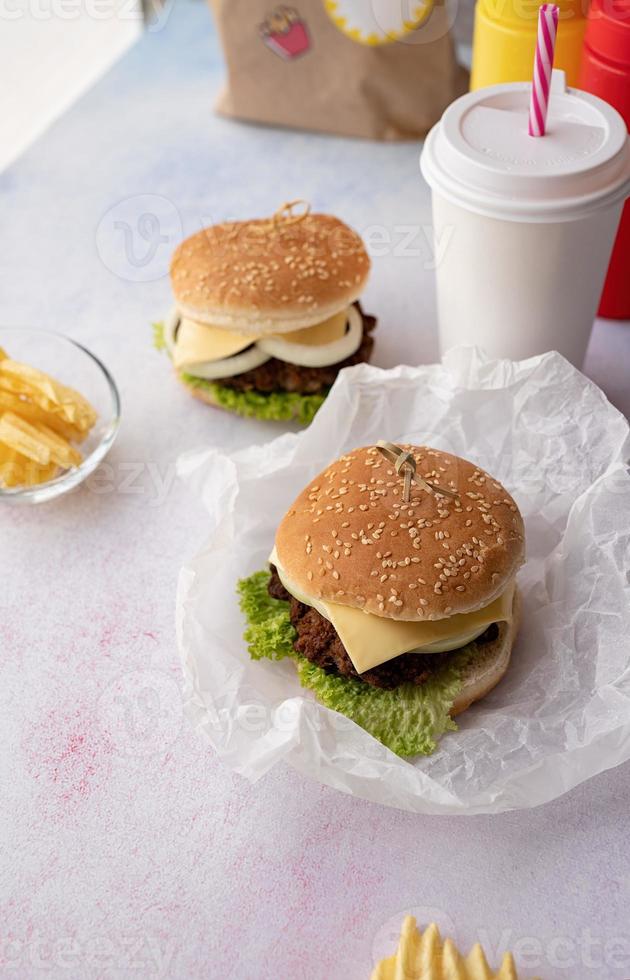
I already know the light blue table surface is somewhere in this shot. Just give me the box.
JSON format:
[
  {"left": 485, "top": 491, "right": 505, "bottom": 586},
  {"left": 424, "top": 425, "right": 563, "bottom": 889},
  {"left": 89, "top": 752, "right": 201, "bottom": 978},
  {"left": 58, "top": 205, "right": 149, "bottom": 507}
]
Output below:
[{"left": 1, "top": 3, "right": 629, "bottom": 978}]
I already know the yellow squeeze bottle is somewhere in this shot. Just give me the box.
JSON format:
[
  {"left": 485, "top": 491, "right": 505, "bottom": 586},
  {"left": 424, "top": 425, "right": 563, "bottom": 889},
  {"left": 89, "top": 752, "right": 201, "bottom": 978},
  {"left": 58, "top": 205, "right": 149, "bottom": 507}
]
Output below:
[{"left": 470, "top": 0, "right": 586, "bottom": 90}]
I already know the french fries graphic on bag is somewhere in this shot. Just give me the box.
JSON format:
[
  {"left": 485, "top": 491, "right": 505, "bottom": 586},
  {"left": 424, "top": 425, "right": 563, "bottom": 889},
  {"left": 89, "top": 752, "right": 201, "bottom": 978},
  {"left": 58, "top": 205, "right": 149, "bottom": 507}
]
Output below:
[{"left": 259, "top": 5, "right": 310, "bottom": 59}]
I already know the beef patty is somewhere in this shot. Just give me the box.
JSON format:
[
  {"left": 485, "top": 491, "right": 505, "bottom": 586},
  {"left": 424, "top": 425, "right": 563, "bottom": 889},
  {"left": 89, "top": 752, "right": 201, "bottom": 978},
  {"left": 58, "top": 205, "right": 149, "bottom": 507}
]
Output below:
[
  {"left": 268, "top": 566, "right": 499, "bottom": 690},
  {"left": 219, "top": 303, "right": 376, "bottom": 396}
]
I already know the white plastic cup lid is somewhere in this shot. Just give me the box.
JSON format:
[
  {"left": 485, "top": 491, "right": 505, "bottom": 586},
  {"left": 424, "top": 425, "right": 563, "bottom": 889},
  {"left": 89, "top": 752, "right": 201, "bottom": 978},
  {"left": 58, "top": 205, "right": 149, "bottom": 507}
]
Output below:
[{"left": 420, "top": 70, "right": 630, "bottom": 222}]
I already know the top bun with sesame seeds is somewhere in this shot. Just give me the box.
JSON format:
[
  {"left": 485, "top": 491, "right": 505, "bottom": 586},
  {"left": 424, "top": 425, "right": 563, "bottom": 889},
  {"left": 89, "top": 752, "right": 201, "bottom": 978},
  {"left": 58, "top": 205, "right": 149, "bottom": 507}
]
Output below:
[
  {"left": 274, "top": 445, "right": 525, "bottom": 622},
  {"left": 169, "top": 210, "right": 371, "bottom": 336}
]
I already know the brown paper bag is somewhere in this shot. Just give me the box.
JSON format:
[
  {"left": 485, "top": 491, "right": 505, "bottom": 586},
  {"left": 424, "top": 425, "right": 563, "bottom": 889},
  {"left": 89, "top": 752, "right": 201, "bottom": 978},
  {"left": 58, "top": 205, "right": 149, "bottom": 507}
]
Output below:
[{"left": 210, "top": 0, "right": 467, "bottom": 140}]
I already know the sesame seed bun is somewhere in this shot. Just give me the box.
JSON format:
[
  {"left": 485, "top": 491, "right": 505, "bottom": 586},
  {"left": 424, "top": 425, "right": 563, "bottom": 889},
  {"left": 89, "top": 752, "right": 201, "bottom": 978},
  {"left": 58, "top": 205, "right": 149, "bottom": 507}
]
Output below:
[
  {"left": 275, "top": 445, "right": 525, "bottom": 622},
  {"left": 451, "top": 589, "right": 520, "bottom": 715},
  {"left": 170, "top": 213, "right": 370, "bottom": 336}
]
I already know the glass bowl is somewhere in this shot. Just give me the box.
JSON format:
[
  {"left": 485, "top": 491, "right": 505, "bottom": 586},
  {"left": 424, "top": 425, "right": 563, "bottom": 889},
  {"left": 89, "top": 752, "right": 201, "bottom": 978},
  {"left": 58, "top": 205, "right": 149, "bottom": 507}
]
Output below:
[{"left": 0, "top": 328, "right": 120, "bottom": 504}]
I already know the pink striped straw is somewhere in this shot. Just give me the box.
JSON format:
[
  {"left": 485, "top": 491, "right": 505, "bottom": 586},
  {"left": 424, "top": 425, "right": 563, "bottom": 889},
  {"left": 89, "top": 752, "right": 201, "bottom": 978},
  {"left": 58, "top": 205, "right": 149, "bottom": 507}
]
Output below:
[{"left": 528, "top": 3, "right": 560, "bottom": 137}]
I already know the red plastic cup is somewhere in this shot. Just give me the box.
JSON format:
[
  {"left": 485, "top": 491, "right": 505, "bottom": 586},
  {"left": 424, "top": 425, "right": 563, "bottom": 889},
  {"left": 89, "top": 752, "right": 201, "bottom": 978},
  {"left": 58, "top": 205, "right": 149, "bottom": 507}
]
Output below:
[{"left": 579, "top": 0, "right": 630, "bottom": 319}]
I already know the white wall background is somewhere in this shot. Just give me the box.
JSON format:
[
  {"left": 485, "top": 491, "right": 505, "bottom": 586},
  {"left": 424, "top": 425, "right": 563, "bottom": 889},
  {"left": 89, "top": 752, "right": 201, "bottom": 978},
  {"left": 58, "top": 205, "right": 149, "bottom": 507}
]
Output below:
[{"left": 0, "top": 0, "right": 143, "bottom": 171}]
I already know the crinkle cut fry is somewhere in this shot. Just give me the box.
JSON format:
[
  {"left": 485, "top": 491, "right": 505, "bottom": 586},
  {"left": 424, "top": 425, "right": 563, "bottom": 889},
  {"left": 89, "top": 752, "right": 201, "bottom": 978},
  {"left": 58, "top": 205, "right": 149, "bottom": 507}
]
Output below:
[{"left": 371, "top": 916, "right": 525, "bottom": 980}]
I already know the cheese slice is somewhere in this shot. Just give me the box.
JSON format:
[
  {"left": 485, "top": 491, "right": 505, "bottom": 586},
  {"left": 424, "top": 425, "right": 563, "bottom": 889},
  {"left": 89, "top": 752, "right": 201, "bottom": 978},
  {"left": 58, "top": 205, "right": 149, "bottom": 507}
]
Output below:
[
  {"left": 319, "top": 584, "right": 514, "bottom": 674},
  {"left": 278, "top": 309, "right": 349, "bottom": 346},
  {"left": 173, "top": 309, "right": 350, "bottom": 369},
  {"left": 173, "top": 318, "right": 260, "bottom": 369},
  {"left": 270, "top": 548, "right": 515, "bottom": 674}
]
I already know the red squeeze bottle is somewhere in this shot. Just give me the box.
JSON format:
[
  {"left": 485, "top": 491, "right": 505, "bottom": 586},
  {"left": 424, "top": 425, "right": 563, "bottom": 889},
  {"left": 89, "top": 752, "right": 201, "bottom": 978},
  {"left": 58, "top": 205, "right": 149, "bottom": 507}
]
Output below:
[{"left": 579, "top": 0, "right": 630, "bottom": 319}]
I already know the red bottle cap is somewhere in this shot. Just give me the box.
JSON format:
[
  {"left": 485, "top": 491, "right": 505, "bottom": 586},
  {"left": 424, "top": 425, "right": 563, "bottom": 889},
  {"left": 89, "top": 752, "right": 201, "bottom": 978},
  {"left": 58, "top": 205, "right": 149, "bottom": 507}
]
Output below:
[{"left": 585, "top": 0, "right": 630, "bottom": 67}]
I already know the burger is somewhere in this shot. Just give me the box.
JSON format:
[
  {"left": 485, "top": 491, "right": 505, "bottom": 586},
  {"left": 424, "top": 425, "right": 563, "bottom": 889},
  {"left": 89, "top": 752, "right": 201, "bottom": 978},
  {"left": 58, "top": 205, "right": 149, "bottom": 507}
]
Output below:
[
  {"left": 239, "top": 443, "right": 525, "bottom": 757},
  {"left": 156, "top": 204, "right": 376, "bottom": 425}
]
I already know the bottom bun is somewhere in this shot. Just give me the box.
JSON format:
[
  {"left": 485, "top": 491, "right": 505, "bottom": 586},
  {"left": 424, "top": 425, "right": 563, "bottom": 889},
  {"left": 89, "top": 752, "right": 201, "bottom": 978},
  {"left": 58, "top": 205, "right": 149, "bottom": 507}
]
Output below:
[
  {"left": 177, "top": 372, "right": 326, "bottom": 426},
  {"left": 451, "top": 589, "right": 521, "bottom": 717}
]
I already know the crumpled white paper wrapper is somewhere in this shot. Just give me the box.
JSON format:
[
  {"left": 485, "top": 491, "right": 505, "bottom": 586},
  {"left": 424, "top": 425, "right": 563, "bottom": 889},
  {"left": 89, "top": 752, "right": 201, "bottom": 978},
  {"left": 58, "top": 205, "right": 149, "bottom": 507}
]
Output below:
[{"left": 176, "top": 349, "right": 630, "bottom": 814}]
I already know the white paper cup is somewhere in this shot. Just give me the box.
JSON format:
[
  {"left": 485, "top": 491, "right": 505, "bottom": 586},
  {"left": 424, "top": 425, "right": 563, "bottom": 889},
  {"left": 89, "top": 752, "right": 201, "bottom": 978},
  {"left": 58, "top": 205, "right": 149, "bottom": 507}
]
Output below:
[{"left": 420, "top": 71, "right": 630, "bottom": 366}]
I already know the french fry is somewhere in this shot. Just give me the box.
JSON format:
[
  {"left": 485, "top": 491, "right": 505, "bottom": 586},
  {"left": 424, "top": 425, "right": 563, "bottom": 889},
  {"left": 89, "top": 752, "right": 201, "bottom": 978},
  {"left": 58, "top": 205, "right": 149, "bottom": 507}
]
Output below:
[
  {"left": 0, "top": 390, "right": 86, "bottom": 443},
  {"left": 0, "top": 359, "right": 97, "bottom": 431},
  {"left": 0, "top": 346, "right": 97, "bottom": 490},
  {"left": 0, "top": 373, "right": 61, "bottom": 414},
  {"left": 33, "top": 422, "right": 82, "bottom": 468},
  {"left": 0, "top": 443, "right": 57, "bottom": 487},
  {"left": 0, "top": 444, "right": 25, "bottom": 486},
  {"left": 0, "top": 412, "right": 82, "bottom": 470},
  {"left": 0, "top": 443, "right": 15, "bottom": 465},
  {"left": 0, "top": 360, "right": 58, "bottom": 403},
  {"left": 26, "top": 460, "right": 59, "bottom": 484},
  {"left": 372, "top": 918, "right": 523, "bottom": 980},
  {"left": 0, "top": 441, "right": 74, "bottom": 487},
  {"left": 53, "top": 379, "right": 97, "bottom": 430},
  {"left": 0, "top": 413, "right": 51, "bottom": 465}
]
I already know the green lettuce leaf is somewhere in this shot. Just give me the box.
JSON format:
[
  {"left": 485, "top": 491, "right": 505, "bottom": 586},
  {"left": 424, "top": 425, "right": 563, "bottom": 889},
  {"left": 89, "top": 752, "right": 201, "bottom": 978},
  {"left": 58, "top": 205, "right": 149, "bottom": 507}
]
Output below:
[
  {"left": 152, "top": 321, "right": 166, "bottom": 351},
  {"left": 181, "top": 374, "right": 327, "bottom": 425},
  {"left": 237, "top": 569, "right": 469, "bottom": 758},
  {"left": 237, "top": 570, "right": 296, "bottom": 661}
]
